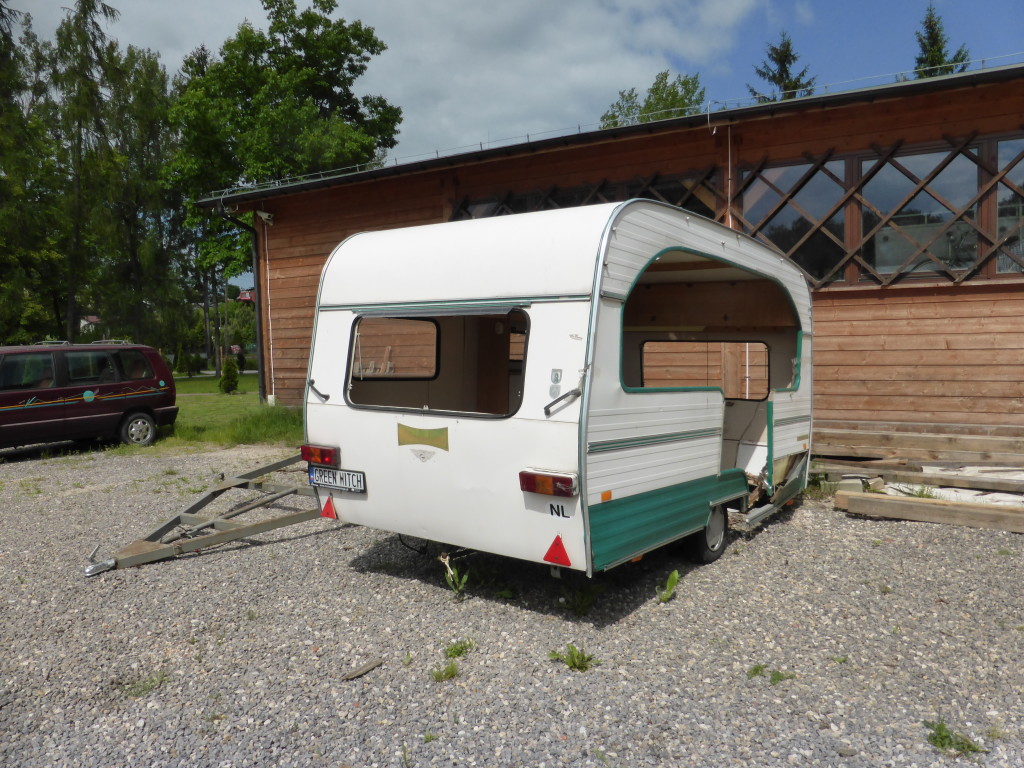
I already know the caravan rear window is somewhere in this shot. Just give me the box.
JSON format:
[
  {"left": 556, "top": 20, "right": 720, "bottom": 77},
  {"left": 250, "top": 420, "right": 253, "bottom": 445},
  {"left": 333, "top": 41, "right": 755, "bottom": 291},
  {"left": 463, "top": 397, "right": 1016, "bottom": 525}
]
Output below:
[{"left": 347, "top": 310, "right": 528, "bottom": 417}]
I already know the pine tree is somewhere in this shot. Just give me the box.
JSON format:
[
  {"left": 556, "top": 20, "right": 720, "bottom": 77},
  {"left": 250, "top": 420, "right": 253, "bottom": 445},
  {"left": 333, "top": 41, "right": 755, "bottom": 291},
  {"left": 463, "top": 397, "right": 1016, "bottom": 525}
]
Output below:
[
  {"left": 747, "top": 31, "right": 816, "bottom": 102},
  {"left": 913, "top": 1, "right": 969, "bottom": 78}
]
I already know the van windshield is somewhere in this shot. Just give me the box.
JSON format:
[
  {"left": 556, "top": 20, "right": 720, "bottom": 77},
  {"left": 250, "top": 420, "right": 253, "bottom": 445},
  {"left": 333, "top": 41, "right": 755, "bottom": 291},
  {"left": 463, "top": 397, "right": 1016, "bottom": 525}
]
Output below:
[{"left": 347, "top": 309, "right": 528, "bottom": 417}]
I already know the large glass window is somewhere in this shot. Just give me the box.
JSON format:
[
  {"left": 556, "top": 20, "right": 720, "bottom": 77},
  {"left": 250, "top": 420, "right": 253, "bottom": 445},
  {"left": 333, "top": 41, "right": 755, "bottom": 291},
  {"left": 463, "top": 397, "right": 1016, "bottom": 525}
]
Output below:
[
  {"left": 347, "top": 310, "right": 528, "bottom": 416},
  {"left": 741, "top": 159, "right": 847, "bottom": 281},
  {"left": 861, "top": 149, "right": 980, "bottom": 275},
  {"left": 997, "top": 137, "right": 1024, "bottom": 274}
]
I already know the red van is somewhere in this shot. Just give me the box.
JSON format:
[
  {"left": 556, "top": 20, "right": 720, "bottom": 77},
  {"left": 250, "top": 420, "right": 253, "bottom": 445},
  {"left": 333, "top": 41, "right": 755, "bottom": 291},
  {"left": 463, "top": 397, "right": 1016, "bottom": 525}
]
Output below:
[{"left": 0, "top": 342, "right": 177, "bottom": 449}]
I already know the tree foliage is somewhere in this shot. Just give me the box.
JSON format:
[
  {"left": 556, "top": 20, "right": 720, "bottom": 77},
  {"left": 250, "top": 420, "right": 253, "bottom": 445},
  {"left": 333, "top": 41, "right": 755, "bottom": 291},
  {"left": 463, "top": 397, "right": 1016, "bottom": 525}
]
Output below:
[
  {"left": 0, "top": 0, "right": 400, "bottom": 368},
  {"left": 913, "top": 1, "right": 969, "bottom": 78},
  {"left": 601, "top": 70, "right": 705, "bottom": 129},
  {"left": 747, "top": 31, "right": 816, "bottom": 102}
]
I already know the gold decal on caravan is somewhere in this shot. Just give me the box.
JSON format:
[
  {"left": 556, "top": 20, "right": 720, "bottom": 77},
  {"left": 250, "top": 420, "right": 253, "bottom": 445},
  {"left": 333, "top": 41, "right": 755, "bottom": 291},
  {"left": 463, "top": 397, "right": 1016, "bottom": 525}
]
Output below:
[{"left": 397, "top": 424, "right": 449, "bottom": 452}]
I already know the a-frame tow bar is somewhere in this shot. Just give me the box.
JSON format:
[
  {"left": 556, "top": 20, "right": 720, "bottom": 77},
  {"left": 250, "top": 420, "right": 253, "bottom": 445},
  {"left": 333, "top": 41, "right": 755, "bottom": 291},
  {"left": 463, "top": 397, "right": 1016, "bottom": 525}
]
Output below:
[{"left": 84, "top": 454, "right": 323, "bottom": 577}]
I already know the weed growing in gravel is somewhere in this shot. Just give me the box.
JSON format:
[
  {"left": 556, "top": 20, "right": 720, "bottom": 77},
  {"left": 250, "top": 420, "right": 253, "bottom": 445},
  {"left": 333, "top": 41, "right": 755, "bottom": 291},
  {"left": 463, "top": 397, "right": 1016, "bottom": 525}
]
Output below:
[
  {"left": 401, "top": 743, "right": 412, "bottom": 767},
  {"left": 246, "top": 608, "right": 257, "bottom": 621},
  {"left": 746, "top": 664, "right": 767, "bottom": 678},
  {"left": 561, "top": 582, "right": 605, "bottom": 616},
  {"left": 121, "top": 669, "right": 169, "bottom": 698},
  {"left": 656, "top": 569, "right": 680, "bottom": 603},
  {"left": 424, "top": 730, "right": 438, "bottom": 743},
  {"left": 997, "top": 548, "right": 1015, "bottom": 557},
  {"left": 923, "top": 719, "right": 987, "bottom": 756},
  {"left": 879, "top": 584, "right": 893, "bottom": 595},
  {"left": 769, "top": 670, "right": 796, "bottom": 685},
  {"left": 832, "top": 655, "right": 849, "bottom": 664},
  {"left": 444, "top": 638, "right": 474, "bottom": 658},
  {"left": 439, "top": 554, "right": 469, "bottom": 599},
  {"left": 430, "top": 661, "right": 459, "bottom": 682},
  {"left": 986, "top": 726, "right": 1009, "bottom": 740},
  {"left": 802, "top": 475, "right": 838, "bottom": 500},
  {"left": 549, "top": 643, "right": 599, "bottom": 672},
  {"left": 403, "top": 651, "right": 413, "bottom": 667}
]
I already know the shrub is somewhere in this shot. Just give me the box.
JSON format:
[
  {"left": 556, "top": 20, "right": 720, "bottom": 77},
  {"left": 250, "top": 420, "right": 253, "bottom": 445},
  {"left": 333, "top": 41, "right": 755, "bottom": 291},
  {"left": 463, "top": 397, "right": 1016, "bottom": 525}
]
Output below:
[{"left": 219, "top": 357, "right": 239, "bottom": 394}]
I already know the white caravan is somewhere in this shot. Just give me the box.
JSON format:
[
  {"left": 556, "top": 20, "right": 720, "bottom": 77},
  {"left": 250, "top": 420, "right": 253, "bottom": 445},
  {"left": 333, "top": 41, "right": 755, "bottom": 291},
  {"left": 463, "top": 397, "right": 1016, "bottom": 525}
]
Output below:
[{"left": 303, "top": 200, "right": 812, "bottom": 574}]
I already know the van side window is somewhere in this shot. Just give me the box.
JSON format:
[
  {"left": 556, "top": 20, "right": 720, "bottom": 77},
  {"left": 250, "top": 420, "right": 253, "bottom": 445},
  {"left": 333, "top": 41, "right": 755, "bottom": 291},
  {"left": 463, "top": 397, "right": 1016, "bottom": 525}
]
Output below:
[
  {"left": 0, "top": 353, "right": 56, "bottom": 390},
  {"left": 347, "top": 310, "right": 529, "bottom": 417},
  {"left": 640, "top": 341, "right": 769, "bottom": 400},
  {"left": 66, "top": 350, "right": 116, "bottom": 384},
  {"left": 116, "top": 350, "right": 154, "bottom": 380}
]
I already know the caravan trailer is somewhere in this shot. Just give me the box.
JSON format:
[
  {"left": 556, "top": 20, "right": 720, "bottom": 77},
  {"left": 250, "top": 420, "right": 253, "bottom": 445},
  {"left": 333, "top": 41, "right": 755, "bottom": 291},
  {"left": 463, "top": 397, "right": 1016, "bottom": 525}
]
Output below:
[{"left": 302, "top": 200, "right": 812, "bottom": 575}]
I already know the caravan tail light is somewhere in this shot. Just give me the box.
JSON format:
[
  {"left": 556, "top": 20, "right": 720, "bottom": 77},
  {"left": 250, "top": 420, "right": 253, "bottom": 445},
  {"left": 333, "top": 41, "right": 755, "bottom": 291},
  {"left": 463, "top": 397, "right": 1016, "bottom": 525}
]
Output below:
[
  {"left": 519, "top": 470, "right": 578, "bottom": 497},
  {"left": 301, "top": 444, "right": 340, "bottom": 467}
]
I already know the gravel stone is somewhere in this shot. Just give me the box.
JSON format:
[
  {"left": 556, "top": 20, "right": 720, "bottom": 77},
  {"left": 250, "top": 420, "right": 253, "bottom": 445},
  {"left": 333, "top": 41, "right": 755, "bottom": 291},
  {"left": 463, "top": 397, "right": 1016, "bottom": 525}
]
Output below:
[{"left": 2, "top": 443, "right": 1024, "bottom": 766}]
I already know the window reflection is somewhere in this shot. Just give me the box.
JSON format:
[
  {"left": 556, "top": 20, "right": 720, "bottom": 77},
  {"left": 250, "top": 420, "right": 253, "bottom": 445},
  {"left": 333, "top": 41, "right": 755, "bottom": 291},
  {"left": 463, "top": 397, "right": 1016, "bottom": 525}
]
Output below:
[
  {"left": 997, "top": 138, "right": 1024, "bottom": 273},
  {"left": 861, "top": 150, "right": 979, "bottom": 274}
]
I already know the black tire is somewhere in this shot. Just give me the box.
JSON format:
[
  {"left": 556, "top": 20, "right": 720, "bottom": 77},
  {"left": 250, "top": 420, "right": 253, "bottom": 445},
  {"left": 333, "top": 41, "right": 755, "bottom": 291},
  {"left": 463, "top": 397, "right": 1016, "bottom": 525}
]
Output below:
[
  {"left": 120, "top": 412, "right": 156, "bottom": 447},
  {"left": 685, "top": 504, "right": 728, "bottom": 564}
]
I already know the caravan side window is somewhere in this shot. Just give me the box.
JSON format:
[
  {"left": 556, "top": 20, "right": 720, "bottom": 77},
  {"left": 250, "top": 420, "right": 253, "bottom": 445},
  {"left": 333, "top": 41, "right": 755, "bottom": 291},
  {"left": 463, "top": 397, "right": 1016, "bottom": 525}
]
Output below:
[
  {"left": 640, "top": 341, "right": 769, "bottom": 400},
  {"left": 347, "top": 309, "right": 529, "bottom": 416},
  {"left": 351, "top": 318, "right": 438, "bottom": 379}
]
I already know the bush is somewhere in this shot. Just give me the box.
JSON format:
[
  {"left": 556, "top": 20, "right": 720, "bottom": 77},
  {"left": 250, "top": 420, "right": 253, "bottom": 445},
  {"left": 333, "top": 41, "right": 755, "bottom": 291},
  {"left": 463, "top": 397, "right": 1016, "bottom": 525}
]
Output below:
[
  {"left": 219, "top": 357, "right": 239, "bottom": 394},
  {"left": 236, "top": 351, "right": 246, "bottom": 373}
]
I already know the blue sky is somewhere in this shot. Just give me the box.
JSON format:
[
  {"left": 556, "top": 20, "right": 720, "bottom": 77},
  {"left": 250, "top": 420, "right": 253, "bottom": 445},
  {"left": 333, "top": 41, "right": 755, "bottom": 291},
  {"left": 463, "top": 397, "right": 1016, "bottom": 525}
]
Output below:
[{"left": 16, "top": 1, "right": 1024, "bottom": 165}]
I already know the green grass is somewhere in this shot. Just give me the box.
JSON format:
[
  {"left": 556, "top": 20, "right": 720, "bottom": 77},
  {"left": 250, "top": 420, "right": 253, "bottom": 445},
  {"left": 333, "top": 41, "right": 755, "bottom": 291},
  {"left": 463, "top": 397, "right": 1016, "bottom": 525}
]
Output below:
[
  {"left": 430, "top": 661, "right": 459, "bottom": 682},
  {"left": 549, "top": 643, "right": 599, "bottom": 672},
  {"left": 172, "top": 372, "right": 259, "bottom": 395},
  {"left": 121, "top": 669, "right": 169, "bottom": 698},
  {"left": 444, "top": 638, "right": 475, "bottom": 659},
  {"left": 923, "top": 719, "right": 987, "bottom": 756},
  {"left": 164, "top": 391, "right": 303, "bottom": 448}
]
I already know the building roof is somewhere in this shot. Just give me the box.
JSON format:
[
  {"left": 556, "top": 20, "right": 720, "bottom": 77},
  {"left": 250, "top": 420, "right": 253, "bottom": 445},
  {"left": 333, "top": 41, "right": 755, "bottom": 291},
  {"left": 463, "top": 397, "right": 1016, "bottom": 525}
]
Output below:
[{"left": 197, "top": 63, "right": 1024, "bottom": 211}]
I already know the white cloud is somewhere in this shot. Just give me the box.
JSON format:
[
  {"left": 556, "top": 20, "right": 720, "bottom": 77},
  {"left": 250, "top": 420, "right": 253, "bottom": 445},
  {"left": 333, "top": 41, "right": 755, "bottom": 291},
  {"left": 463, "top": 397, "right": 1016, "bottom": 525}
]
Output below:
[{"left": 14, "top": 0, "right": 762, "bottom": 161}]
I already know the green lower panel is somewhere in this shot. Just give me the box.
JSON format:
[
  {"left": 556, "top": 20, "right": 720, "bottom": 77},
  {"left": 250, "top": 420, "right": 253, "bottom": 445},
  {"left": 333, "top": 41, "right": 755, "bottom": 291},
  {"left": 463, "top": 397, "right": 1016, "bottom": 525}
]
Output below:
[{"left": 589, "top": 469, "right": 748, "bottom": 571}]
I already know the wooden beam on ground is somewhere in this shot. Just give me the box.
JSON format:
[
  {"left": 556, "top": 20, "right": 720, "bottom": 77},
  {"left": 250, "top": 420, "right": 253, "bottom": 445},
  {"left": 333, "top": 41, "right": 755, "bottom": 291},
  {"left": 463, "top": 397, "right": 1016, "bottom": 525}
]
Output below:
[
  {"left": 814, "top": 462, "right": 1024, "bottom": 494},
  {"left": 834, "top": 491, "right": 1024, "bottom": 534}
]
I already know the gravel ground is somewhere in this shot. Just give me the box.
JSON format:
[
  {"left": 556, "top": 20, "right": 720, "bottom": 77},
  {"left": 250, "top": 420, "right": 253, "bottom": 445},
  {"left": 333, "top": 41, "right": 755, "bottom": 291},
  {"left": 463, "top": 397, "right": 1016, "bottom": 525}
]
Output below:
[{"left": 2, "top": 443, "right": 1024, "bottom": 768}]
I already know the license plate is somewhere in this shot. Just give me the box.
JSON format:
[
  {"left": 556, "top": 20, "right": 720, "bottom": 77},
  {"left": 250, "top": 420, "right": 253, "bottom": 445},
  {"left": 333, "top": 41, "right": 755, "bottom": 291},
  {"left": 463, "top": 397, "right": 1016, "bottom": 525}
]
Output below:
[{"left": 308, "top": 465, "right": 366, "bottom": 493}]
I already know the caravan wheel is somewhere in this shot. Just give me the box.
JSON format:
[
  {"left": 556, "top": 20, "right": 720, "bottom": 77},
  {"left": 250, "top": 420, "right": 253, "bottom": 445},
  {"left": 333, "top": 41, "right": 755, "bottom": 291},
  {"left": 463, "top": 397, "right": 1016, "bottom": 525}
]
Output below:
[{"left": 686, "top": 505, "right": 728, "bottom": 564}]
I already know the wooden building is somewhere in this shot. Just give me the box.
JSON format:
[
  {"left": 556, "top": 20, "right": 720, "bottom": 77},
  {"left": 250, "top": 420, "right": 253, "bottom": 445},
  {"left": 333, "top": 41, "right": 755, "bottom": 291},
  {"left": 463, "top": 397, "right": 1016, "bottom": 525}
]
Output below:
[{"left": 200, "top": 64, "right": 1024, "bottom": 462}]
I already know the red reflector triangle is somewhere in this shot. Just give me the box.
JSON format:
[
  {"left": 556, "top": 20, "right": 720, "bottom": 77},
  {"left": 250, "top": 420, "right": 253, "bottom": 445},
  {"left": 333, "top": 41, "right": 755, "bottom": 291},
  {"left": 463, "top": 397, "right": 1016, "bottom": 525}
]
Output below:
[
  {"left": 543, "top": 535, "right": 571, "bottom": 567},
  {"left": 321, "top": 496, "right": 337, "bottom": 520}
]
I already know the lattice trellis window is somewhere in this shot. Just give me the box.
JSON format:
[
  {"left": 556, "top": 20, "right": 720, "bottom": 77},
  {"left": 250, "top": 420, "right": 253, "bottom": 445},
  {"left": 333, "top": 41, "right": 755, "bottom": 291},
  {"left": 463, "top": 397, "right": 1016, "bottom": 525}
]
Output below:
[
  {"left": 450, "top": 169, "right": 724, "bottom": 223},
  {"left": 735, "top": 133, "right": 1024, "bottom": 288}
]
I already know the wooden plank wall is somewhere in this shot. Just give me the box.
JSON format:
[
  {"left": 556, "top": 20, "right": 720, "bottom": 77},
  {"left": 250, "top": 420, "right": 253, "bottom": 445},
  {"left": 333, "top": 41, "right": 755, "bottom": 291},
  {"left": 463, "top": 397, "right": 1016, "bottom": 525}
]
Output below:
[{"left": 813, "top": 283, "right": 1024, "bottom": 460}]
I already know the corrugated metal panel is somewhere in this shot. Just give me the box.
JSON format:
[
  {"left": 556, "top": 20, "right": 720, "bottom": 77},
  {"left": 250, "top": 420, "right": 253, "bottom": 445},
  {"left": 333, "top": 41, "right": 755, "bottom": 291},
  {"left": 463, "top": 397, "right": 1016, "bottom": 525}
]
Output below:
[
  {"left": 589, "top": 470, "right": 748, "bottom": 570},
  {"left": 602, "top": 202, "right": 812, "bottom": 329}
]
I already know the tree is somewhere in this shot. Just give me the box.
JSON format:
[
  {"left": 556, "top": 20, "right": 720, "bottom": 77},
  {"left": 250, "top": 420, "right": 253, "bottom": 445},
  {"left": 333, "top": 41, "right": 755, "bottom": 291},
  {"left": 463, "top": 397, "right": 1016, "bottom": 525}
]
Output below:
[
  {"left": 747, "top": 31, "right": 816, "bottom": 102},
  {"left": 50, "top": 0, "right": 120, "bottom": 340},
  {"left": 601, "top": 70, "right": 705, "bottom": 129},
  {"left": 913, "top": 1, "right": 969, "bottom": 78},
  {"left": 0, "top": 8, "right": 65, "bottom": 343},
  {"left": 169, "top": 0, "right": 401, "bottom": 190}
]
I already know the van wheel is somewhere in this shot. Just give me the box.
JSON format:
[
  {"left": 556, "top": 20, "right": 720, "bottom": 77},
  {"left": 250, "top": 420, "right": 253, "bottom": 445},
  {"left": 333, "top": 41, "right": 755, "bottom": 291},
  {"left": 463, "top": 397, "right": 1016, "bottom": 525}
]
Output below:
[
  {"left": 686, "top": 505, "right": 728, "bottom": 564},
  {"left": 120, "top": 412, "right": 156, "bottom": 446}
]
